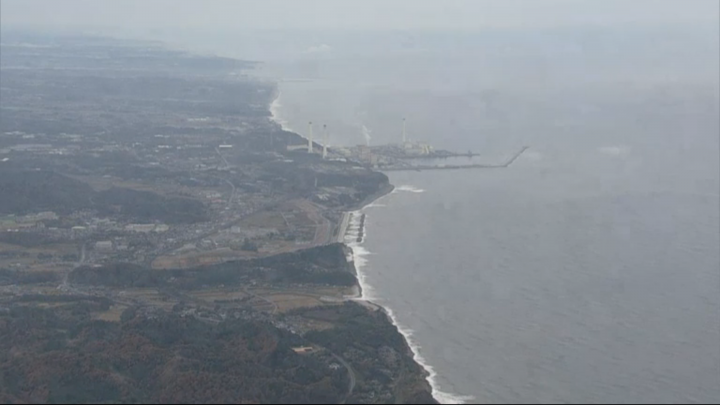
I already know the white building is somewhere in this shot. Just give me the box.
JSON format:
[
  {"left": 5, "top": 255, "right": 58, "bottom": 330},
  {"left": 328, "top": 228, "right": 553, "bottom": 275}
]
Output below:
[
  {"left": 125, "top": 224, "right": 156, "bottom": 233},
  {"left": 95, "top": 241, "right": 113, "bottom": 252}
]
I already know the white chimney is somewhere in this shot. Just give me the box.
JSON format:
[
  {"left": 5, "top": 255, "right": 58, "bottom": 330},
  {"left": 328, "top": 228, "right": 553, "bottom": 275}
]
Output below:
[
  {"left": 323, "top": 124, "right": 328, "bottom": 159},
  {"left": 402, "top": 117, "right": 407, "bottom": 144},
  {"left": 308, "top": 121, "right": 314, "bottom": 153}
]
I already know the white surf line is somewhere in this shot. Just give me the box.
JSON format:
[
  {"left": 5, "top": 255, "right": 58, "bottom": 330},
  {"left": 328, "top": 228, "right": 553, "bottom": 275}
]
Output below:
[{"left": 341, "top": 192, "right": 474, "bottom": 404}]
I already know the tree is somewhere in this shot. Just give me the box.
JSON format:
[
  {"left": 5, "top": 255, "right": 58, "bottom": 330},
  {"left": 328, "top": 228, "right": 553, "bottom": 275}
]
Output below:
[{"left": 241, "top": 239, "right": 258, "bottom": 252}]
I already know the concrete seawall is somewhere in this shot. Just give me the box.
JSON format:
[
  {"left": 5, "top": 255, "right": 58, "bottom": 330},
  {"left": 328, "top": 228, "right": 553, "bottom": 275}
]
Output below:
[
  {"left": 382, "top": 146, "right": 529, "bottom": 172},
  {"left": 336, "top": 211, "right": 352, "bottom": 243}
]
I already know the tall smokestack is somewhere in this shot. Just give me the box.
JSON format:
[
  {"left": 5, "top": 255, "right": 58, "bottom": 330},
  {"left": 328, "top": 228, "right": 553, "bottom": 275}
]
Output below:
[
  {"left": 308, "top": 121, "right": 313, "bottom": 153},
  {"left": 323, "top": 124, "right": 328, "bottom": 159},
  {"left": 402, "top": 118, "right": 407, "bottom": 144}
]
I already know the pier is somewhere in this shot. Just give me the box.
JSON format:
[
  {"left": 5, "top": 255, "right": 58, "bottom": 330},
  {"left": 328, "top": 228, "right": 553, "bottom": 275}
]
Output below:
[
  {"left": 399, "top": 152, "right": 481, "bottom": 160},
  {"left": 381, "top": 146, "right": 529, "bottom": 172}
]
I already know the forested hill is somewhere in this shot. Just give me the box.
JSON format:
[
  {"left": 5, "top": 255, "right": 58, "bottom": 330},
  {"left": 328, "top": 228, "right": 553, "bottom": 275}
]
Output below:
[
  {"left": 0, "top": 169, "right": 208, "bottom": 223},
  {"left": 0, "top": 300, "right": 348, "bottom": 404}
]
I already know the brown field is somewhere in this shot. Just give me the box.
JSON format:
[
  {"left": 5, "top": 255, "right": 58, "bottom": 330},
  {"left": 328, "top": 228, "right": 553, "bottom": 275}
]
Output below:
[
  {"left": 25, "top": 263, "right": 74, "bottom": 273},
  {"left": 69, "top": 174, "right": 175, "bottom": 194},
  {"left": 0, "top": 242, "right": 77, "bottom": 254},
  {"left": 0, "top": 242, "right": 79, "bottom": 272},
  {"left": 304, "top": 319, "right": 336, "bottom": 331},
  {"left": 266, "top": 293, "right": 323, "bottom": 313},
  {"left": 116, "top": 289, "right": 175, "bottom": 310},
  {"left": 240, "top": 210, "right": 287, "bottom": 229},
  {"left": 121, "top": 288, "right": 163, "bottom": 301},
  {"left": 145, "top": 299, "right": 176, "bottom": 310},
  {"left": 262, "top": 286, "right": 348, "bottom": 300},
  {"left": 246, "top": 298, "right": 276, "bottom": 312},
  {"left": 151, "top": 249, "right": 257, "bottom": 269},
  {"left": 0, "top": 261, "right": 74, "bottom": 274},
  {"left": 34, "top": 286, "right": 67, "bottom": 294},
  {"left": 188, "top": 290, "right": 249, "bottom": 302},
  {"left": 20, "top": 302, "right": 69, "bottom": 309},
  {"left": 92, "top": 305, "right": 128, "bottom": 322}
]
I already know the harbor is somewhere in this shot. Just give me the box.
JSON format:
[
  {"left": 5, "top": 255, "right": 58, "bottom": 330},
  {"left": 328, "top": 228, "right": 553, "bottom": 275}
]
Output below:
[
  {"left": 380, "top": 146, "right": 529, "bottom": 172},
  {"left": 285, "top": 118, "right": 529, "bottom": 172}
]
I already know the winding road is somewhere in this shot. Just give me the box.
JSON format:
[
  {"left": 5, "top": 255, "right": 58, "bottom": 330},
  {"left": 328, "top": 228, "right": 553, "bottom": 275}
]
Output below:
[
  {"left": 241, "top": 286, "right": 278, "bottom": 314},
  {"left": 331, "top": 352, "right": 356, "bottom": 403}
]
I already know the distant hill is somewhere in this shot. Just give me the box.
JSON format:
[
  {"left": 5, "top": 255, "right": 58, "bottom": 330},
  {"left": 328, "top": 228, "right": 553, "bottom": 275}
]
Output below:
[
  {"left": 0, "top": 169, "right": 208, "bottom": 223},
  {"left": 0, "top": 170, "right": 95, "bottom": 215},
  {"left": 95, "top": 187, "right": 208, "bottom": 224}
]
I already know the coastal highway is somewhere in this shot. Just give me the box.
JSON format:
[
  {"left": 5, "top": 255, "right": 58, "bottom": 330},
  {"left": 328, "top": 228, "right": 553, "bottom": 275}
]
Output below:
[{"left": 335, "top": 211, "right": 352, "bottom": 243}]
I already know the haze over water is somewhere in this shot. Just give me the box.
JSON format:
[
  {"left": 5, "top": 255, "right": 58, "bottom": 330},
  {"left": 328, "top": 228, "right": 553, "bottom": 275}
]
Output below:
[
  {"left": 2, "top": 1, "right": 719, "bottom": 403},
  {"left": 184, "top": 27, "right": 719, "bottom": 403}
]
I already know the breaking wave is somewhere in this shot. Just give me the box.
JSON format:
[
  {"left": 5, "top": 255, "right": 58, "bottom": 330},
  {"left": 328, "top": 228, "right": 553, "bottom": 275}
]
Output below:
[
  {"left": 342, "top": 205, "right": 474, "bottom": 404},
  {"left": 395, "top": 185, "right": 426, "bottom": 193}
]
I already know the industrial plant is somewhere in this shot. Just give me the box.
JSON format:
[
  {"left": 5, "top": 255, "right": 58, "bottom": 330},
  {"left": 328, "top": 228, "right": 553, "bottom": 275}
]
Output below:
[{"left": 285, "top": 117, "right": 526, "bottom": 172}]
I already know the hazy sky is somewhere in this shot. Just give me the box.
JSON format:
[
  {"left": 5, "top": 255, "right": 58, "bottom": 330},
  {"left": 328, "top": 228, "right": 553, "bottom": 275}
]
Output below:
[{"left": 2, "top": 0, "right": 719, "bottom": 32}]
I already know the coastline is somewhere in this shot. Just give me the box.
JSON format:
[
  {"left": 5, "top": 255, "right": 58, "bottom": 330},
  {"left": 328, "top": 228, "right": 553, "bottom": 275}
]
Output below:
[
  {"left": 341, "top": 187, "right": 471, "bottom": 405},
  {"left": 270, "top": 87, "right": 459, "bottom": 404},
  {"left": 348, "top": 182, "right": 396, "bottom": 212}
]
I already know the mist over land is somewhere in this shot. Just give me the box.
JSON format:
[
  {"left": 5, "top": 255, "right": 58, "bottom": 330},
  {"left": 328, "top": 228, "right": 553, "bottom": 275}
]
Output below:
[{"left": 1, "top": 0, "right": 719, "bottom": 403}]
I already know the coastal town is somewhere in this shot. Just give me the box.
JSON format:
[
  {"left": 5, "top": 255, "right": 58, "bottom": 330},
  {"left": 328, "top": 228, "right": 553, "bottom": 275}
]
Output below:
[
  {"left": 0, "top": 32, "right": 435, "bottom": 403},
  {"left": 0, "top": 34, "right": 391, "bottom": 271}
]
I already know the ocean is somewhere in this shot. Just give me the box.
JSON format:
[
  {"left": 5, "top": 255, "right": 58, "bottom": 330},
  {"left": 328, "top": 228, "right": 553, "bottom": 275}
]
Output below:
[{"left": 173, "top": 28, "right": 720, "bottom": 403}]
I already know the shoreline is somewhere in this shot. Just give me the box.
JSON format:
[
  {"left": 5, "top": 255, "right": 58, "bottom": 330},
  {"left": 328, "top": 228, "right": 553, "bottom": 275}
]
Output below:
[
  {"left": 340, "top": 185, "right": 470, "bottom": 404},
  {"left": 269, "top": 87, "right": 463, "bottom": 404}
]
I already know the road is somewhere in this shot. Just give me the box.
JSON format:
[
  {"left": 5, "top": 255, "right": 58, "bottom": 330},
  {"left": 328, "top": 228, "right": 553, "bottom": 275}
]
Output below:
[
  {"left": 331, "top": 352, "right": 356, "bottom": 403},
  {"left": 335, "top": 211, "right": 351, "bottom": 243},
  {"left": 215, "top": 147, "right": 231, "bottom": 169},
  {"left": 60, "top": 242, "right": 87, "bottom": 287},
  {"left": 151, "top": 198, "right": 287, "bottom": 261},
  {"left": 78, "top": 242, "right": 86, "bottom": 265},
  {"left": 223, "top": 178, "right": 236, "bottom": 208},
  {"left": 242, "top": 286, "right": 278, "bottom": 314},
  {"left": 295, "top": 199, "right": 332, "bottom": 246}
]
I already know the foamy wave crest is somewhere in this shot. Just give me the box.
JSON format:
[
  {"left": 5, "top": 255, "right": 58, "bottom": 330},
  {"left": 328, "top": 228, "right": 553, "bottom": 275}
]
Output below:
[
  {"left": 598, "top": 145, "right": 631, "bottom": 157},
  {"left": 345, "top": 208, "right": 473, "bottom": 404},
  {"left": 343, "top": 210, "right": 376, "bottom": 300},
  {"left": 349, "top": 244, "right": 377, "bottom": 300},
  {"left": 382, "top": 306, "right": 476, "bottom": 404},
  {"left": 343, "top": 212, "right": 365, "bottom": 241},
  {"left": 435, "top": 392, "right": 478, "bottom": 404},
  {"left": 395, "top": 185, "right": 425, "bottom": 193}
]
